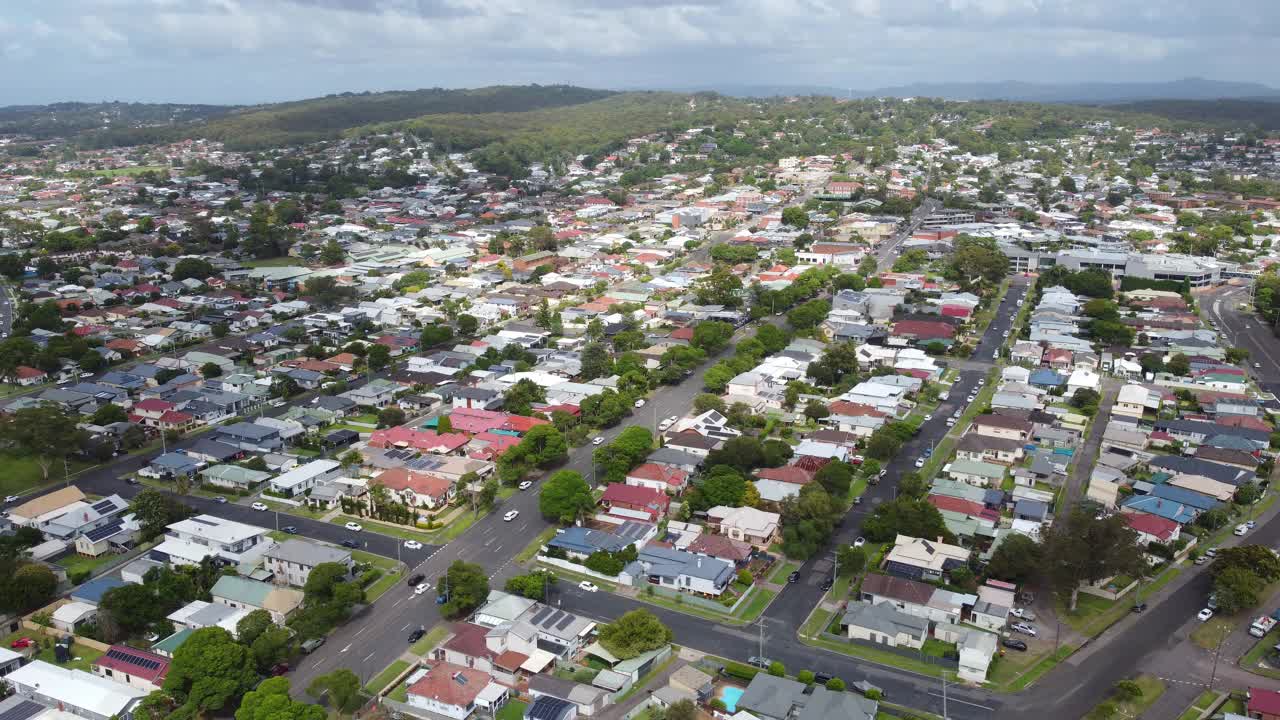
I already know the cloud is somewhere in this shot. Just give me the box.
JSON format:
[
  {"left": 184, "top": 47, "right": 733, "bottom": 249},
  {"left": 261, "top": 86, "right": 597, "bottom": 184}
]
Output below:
[{"left": 1, "top": 0, "right": 1275, "bottom": 104}]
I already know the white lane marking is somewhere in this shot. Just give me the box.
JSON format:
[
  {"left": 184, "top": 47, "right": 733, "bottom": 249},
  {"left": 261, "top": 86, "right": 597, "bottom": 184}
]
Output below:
[
  {"left": 926, "top": 692, "right": 994, "bottom": 711},
  {"left": 364, "top": 651, "right": 377, "bottom": 663},
  {"left": 340, "top": 643, "right": 351, "bottom": 653},
  {"left": 401, "top": 622, "right": 412, "bottom": 631}
]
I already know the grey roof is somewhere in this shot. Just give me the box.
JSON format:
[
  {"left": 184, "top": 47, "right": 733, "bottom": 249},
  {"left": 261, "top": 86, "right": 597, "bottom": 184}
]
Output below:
[
  {"left": 737, "top": 673, "right": 807, "bottom": 720},
  {"left": 840, "top": 601, "right": 930, "bottom": 638},
  {"left": 634, "top": 545, "right": 734, "bottom": 583},
  {"left": 1148, "top": 455, "right": 1253, "bottom": 486},
  {"left": 646, "top": 447, "right": 702, "bottom": 468},
  {"left": 217, "top": 421, "right": 279, "bottom": 440},
  {"left": 266, "top": 539, "right": 351, "bottom": 568},
  {"left": 797, "top": 686, "right": 877, "bottom": 720}
]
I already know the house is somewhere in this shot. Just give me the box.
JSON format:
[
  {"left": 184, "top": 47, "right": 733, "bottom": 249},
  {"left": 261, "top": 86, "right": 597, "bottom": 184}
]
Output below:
[
  {"left": 0, "top": 646, "right": 22, "bottom": 678},
  {"left": 972, "top": 414, "right": 1032, "bottom": 442},
  {"left": 150, "top": 514, "right": 271, "bottom": 568},
  {"left": 883, "top": 534, "right": 969, "bottom": 582},
  {"left": 840, "top": 601, "right": 929, "bottom": 649},
  {"left": 686, "top": 533, "right": 753, "bottom": 565},
  {"left": 956, "top": 628, "right": 998, "bottom": 683},
  {"left": 374, "top": 467, "right": 457, "bottom": 510},
  {"left": 955, "top": 434, "right": 1024, "bottom": 466},
  {"left": 662, "top": 429, "right": 722, "bottom": 457},
  {"left": 166, "top": 600, "right": 250, "bottom": 637},
  {"left": 704, "top": 505, "right": 780, "bottom": 547},
  {"left": 859, "top": 573, "right": 938, "bottom": 621},
  {"left": 947, "top": 458, "right": 1007, "bottom": 488},
  {"left": 546, "top": 526, "right": 634, "bottom": 560},
  {"left": 92, "top": 645, "right": 170, "bottom": 692},
  {"left": 6, "top": 486, "right": 87, "bottom": 528},
  {"left": 214, "top": 421, "right": 283, "bottom": 452},
  {"left": 667, "top": 665, "right": 713, "bottom": 702},
  {"left": 622, "top": 545, "right": 735, "bottom": 596},
  {"left": 210, "top": 575, "right": 303, "bottom": 624},
  {"left": 525, "top": 695, "right": 577, "bottom": 720},
  {"left": 200, "top": 464, "right": 271, "bottom": 491},
  {"left": 7, "top": 661, "right": 148, "bottom": 720},
  {"left": 268, "top": 459, "right": 342, "bottom": 498},
  {"left": 52, "top": 601, "right": 98, "bottom": 632},
  {"left": 140, "top": 452, "right": 202, "bottom": 480},
  {"left": 624, "top": 463, "right": 689, "bottom": 493},
  {"left": 264, "top": 539, "right": 353, "bottom": 587},
  {"left": 527, "top": 675, "right": 611, "bottom": 717},
  {"left": 1125, "top": 513, "right": 1181, "bottom": 547},
  {"left": 737, "top": 672, "right": 877, "bottom": 720},
  {"left": 434, "top": 622, "right": 502, "bottom": 675},
  {"left": 405, "top": 660, "right": 510, "bottom": 720},
  {"left": 600, "top": 484, "right": 670, "bottom": 523},
  {"left": 1249, "top": 688, "right": 1280, "bottom": 720}
]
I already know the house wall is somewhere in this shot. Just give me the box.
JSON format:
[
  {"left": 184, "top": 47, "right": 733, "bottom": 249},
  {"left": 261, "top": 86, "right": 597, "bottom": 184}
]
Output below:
[
  {"left": 93, "top": 665, "right": 162, "bottom": 693},
  {"left": 845, "top": 624, "right": 924, "bottom": 649},
  {"left": 406, "top": 692, "right": 473, "bottom": 720}
]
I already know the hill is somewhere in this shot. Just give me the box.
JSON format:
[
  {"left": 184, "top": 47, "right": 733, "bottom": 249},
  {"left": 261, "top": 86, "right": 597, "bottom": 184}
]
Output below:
[
  {"left": 0, "top": 101, "right": 237, "bottom": 140},
  {"left": 69, "top": 85, "right": 615, "bottom": 150},
  {"left": 1103, "top": 99, "right": 1280, "bottom": 130}
]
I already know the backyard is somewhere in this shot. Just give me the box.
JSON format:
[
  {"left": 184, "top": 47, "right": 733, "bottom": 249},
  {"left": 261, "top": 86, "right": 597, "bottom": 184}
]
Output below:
[{"left": 2, "top": 631, "right": 104, "bottom": 672}]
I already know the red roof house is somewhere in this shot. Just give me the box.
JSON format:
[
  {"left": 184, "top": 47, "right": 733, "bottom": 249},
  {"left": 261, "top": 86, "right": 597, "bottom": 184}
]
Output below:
[
  {"left": 600, "top": 483, "right": 670, "bottom": 522},
  {"left": 93, "top": 645, "right": 170, "bottom": 690},
  {"left": 625, "top": 463, "right": 689, "bottom": 493}
]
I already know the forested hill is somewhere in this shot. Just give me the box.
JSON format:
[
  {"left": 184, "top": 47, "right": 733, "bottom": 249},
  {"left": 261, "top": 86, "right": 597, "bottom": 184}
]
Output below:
[
  {"left": 73, "top": 85, "right": 616, "bottom": 150},
  {"left": 1103, "top": 99, "right": 1280, "bottom": 131},
  {"left": 0, "top": 101, "right": 237, "bottom": 140}
]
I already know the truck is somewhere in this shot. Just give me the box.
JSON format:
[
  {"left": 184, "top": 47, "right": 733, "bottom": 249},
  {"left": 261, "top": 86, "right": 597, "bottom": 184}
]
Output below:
[{"left": 1250, "top": 616, "right": 1277, "bottom": 638}]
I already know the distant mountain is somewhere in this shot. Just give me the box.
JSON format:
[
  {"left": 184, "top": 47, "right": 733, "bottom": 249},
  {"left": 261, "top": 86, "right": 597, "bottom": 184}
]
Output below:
[
  {"left": 670, "top": 78, "right": 1280, "bottom": 104},
  {"left": 1106, "top": 99, "right": 1280, "bottom": 130}
]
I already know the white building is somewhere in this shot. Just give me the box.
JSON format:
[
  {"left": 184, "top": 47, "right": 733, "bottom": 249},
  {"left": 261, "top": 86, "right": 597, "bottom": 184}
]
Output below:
[
  {"left": 150, "top": 514, "right": 271, "bottom": 569},
  {"left": 268, "top": 459, "right": 343, "bottom": 498},
  {"left": 7, "top": 661, "right": 148, "bottom": 720}
]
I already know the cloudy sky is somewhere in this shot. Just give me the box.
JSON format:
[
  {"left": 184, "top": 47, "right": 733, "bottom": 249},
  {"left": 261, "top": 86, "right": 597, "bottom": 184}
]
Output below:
[{"left": 2, "top": 0, "right": 1274, "bottom": 105}]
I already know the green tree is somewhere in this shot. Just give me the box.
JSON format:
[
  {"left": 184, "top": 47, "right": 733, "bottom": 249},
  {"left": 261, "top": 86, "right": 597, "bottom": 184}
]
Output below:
[
  {"left": 366, "top": 343, "right": 391, "bottom": 371},
  {"left": 200, "top": 362, "right": 223, "bottom": 378},
  {"left": 0, "top": 404, "right": 86, "bottom": 481},
  {"left": 250, "top": 626, "right": 294, "bottom": 673},
  {"left": 237, "top": 677, "right": 326, "bottom": 720},
  {"left": 539, "top": 470, "right": 594, "bottom": 524},
  {"left": 171, "top": 258, "right": 216, "bottom": 282},
  {"left": 436, "top": 560, "right": 489, "bottom": 619},
  {"left": 690, "top": 321, "right": 734, "bottom": 353},
  {"left": 503, "top": 378, "right": 547, "bottom": 416},
  {"left": 814, "top": 461, "right": 853, "bottom": 498},
  {"left": 91, "top": 403, "right": 129, "bottom": 425},
  {"left": 1165, "top": 353, "right": 1191, "bottom": 377},
  {"left": 836, "top": 545, "right": 867, "bottom": 576},
  {"left": 307, "top": 669, "right": 361, "bottom": 712},
  {"left": 377, "top": 405, "right": 406, "bottom": 427},
  {"left": 505, "top": 570, "right": 557, "bottom": 601},
  {"left": 687, "top": 465, "right": 747, "bottom": 511},
  {"left": 1, "top": 563, "right": 57, "bottom": 613},
  {"left": 593, "top": 426, "right": 654, "bottom": 483},
  {"left": 164, "top": 627, "right": 259, "bottom": 713},
  {"left": 1212, "top": 567, "right": 1264, "bottom": 614},
  {"left": 1042, "top": 508, "right": 1146, "bottom": 611},
  {"left": 318, "top": 239, "right": 345, "bottom": 265},
  {"left": 597, "top": 609, "right": 672, "bottom": 659},
  {"left": 457, "top": 314, "right": 479, "bottom": 337},
  {"left": 129, "top": 488, "right": 192, "bottom": 539},
  {"left": 235, "top": 609, "right": 275, "bottom": 646},
  {"left": 579, "top": 342, "right": 613, "bottom": 381},
  {"left": 985, "top": 533, "right": 1043, "bottom": 584},
  {"left": 781, "top": 206, "right": 809, "bottom": 229},
  {"left": 768, "top": 661, "right": 786, "bottom": 677}
]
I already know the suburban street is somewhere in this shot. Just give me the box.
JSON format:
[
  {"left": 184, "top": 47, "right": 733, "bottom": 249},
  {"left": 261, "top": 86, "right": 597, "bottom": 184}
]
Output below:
[{"left": 1205, "top": 284, "right": 1280, "bottom": 383}]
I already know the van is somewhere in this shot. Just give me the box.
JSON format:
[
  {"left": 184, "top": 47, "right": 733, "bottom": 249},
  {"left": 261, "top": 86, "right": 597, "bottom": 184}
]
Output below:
[{"left": 300, "top": 637, "right": 326, "bottom": 654}]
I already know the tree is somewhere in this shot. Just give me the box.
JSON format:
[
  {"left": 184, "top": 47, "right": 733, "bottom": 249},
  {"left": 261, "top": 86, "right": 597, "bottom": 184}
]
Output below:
[
  {"left": 250, "top": 626, "right": 293, "bottom": 673},
  {"left": 693, "top": 267, "right": 744, "bottom": 307},
  {"left": 1225, "top": 347, "right": 1250, "bottom": 365},
  {"left": 814, "top": 461, "right": 853, "bottom": 498},
  {"left": 781, "top": 206, "right": 809, "bottom": 229},
  {"left": 90, "top": 403, "right": 129, "bottom": 425},
  {"left": 377, "top": 406, "right": 406, "bottom": 427},
  {"left": 836, "top": 545, "right": 867, "bottom": 576},
  {"left": 318, "top": 239, "right": 345, "bottom": 265},
  {"left": 768, "top": 661, "right": 785, "bottom": 677},
  {"left": 172, "top": 257, "right": 215, "bottom": 282},
  {"left": 687, "top": 465, "right": 747, "bottom": 511},
  {"left": 200, "top": 362, "right": 223, "bottom": 379},
  {"left": 307, "top": 669, "right": 361, "bottom": 712},
  {"left": 0, "top": 404, "right": 86, "bottom": 481},
  {"left": 597, "top": 609, "right": 672, "bottom": 660},
  {"left": 457, "top": 314, "right": 479, "bottom": 337},
  {"left": 164, "top": 627, "right": 259, "bottom": 713},
  {"left": 303, "top": 562, "right": 351, "bottom": 604},
  {"left": 803, "top": 399, "right": 831, "bottom": 421},
  {"left": 787, "top": 299, "right": 830, "bottom": 329},
  {"left": 1165, "top": 353, "right": 1191, "bottom": 377},
  {"left": 825, "top": 677, "right": 845, "bottom": 692},
  {"left": 985, "top": 533, "right": 1043, "bottom": 584},
  {"left": 702, "top": 363, "right": 735, "bottom": 393},
  {"left": 503, "top": 378, "right": 546, "bottom": 416},
  {"left": 780, "top": 484, "right": 841, "bottom": 559},
  {"left": 593, "top": 426, "right": 654, "bottom": 483},
  {"left": 1042, "top": 508, "right": 1146, "bottom": 611},
  {"left": 236, "top": 609, "right": 275, "bottom": 646},
  {"left": 366, "top": 343, "right": 391, "bottom": 371},
  {"left": 1211, "top": 545, "right": 1280, "bottom": 584},
  {"left": 862, "top": 497, "right": 952, "bottom": 544},
  {"left": 579, "top": 343, "right": 613, "bottom": 381},
  {"left": 797, "top": 670, "right": 815, "bottom": 685},
  {"left": 1, "top": 563, "right": 56, "bottom": 613},
  {"left": 237, "top": 678, "right": 326, "bottom": 720},
  {"left": 1113, "top": 679, "right": 1143, "bottom": 703},
  {"left": 436, "top": 560, "right": 489, "bottom": 619},
  {"left": 539, "top": 470, "right": 594, "bottom": 524},
  {"left": 420, "top": 323, "right": 454, "bottom": 348},
  {"left": 694, "top": 393, "right": 726, "bottom": 413},
  {"left": 505, "top": 570, "right": 557, "bottom": 600},
  {"left": 130, "top": 489, "right": 192, "bottom": 540},
  {"left": 1213, "top": 566, "right": 1264, "bottom": 614},
  {"left": 690, "top": 321, "right": 734, "bottom": 353},
  {"left": 662, "top": 700, "right": 697, "bottom": 720}
]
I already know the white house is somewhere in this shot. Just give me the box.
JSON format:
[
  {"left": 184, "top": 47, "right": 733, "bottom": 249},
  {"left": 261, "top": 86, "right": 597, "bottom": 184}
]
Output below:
[
  {"left": 7, "top": 661, "right": 148, "bottom": 720},
  {"left": 268, "top": 459, "right": 343, "bottom": 498},
  {"left": 150, "top": 514, "right": 271, "bottom": 569}
]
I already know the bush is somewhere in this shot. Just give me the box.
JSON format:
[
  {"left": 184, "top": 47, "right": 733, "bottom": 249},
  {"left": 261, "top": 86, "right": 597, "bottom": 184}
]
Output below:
[
  {"left": 825, "top": 677, "right": 845, "bottom": 692},
  {"left": 358, "top": 569, "right": 383, "bottom": 588},
  {"left": 69, "top": 569, "right": 93, "bottom": 585},
  {"left": 722, "top": 661, "right": 761, "bottom": 681},
  {"left": 797, "top": 670, "right": 815, "bottom": 685}
]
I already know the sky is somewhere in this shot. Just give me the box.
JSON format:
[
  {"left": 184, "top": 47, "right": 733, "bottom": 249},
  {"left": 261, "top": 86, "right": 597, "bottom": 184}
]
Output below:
[{"left": 2, "top": 0, "right": 1276, "bottom": 105}]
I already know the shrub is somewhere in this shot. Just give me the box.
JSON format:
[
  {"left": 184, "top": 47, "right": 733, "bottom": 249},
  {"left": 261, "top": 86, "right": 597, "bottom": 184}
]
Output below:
[
  {"left": 797, "top": 670, "right": 815, "bottom": 684},
  {"left": 358, "top": 569, "right": 383, "bottom": 587},
  {"left": 722, "top": 661, "right": 760, "bottom": 681}
]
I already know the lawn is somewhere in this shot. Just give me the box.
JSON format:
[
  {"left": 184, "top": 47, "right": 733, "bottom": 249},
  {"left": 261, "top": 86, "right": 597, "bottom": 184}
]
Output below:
[
  {"left": 329, "top": 515, "right": 434, "bottom": 544},
  {"left": 799, "top": 632, "right": 950, "bottom": 679},
  {"left": 988, "top": 645, "right": 1075, "bottom": 692},
  {"left": 1083, "top": 675, "right": 1164, "bottom": 720},
  {"left": 1055, "top": 593, "right": 1121, "bottom": 636},
  {"left": 55, "top": 552, "right": 118, "bottom": 580},
  {"left": 364, "top": 659, "right": 410, "bottom": 694},
  {"left": 84, "top": 165, "right": 169, "bottom": 177},
  {"left": 769, "top": 562, "right": 800, "bottom": 585},
  {"left": 0, "top": 453, "right": 80, "bottom": 496},
  {"left": 363, "top": 567, "right": 405, "bottom": 602},
  {"left": 3, "top": 632, "right": 103, "bottom": 672},
  {"left": 242, "top": 257, "right": 305, "bottom": 268},
  {"left": 346, "top": 413, "right": 380, "bottom": 425},
  {"left": 1190, "top": 617, "right": 1236, "bottom": 651},
  {"left": 1240, "top": 628, "right": 1280, "bottom": 680},
  {"left": 410, "top": 624, "right": 450, "bottom": 655},
  {"left": 496, "top": 701, "right": 528, "bottom": 720},
  {"left": 516, "top": 526, "right": 559, "bottom": 563},
  {"left": 1176, "top": 690, "right": 1222, "bottom": 720}
]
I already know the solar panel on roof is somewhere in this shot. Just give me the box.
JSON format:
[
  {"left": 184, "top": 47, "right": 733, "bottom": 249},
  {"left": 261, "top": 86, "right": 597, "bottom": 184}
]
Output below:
[
  {"left": 91, "top": 498, "right": 118, "bottom": 513},
  {"left": 0, "top": 700, "right": 45, "bottom": 720},
  {"left": 541, "top": 609, "right": 564, "bottom": 628},
  {"left": 555, "top": 613, "right": 575, "bottom": 631},
  {"left": 529, "top": 606, "right": 554, "bottom": 625},
  {"left": 105, "top": 647, "right": 162, "bottom": 671},
  {"left": 84, "top": 520, "right": 124, "bottom": 542}
]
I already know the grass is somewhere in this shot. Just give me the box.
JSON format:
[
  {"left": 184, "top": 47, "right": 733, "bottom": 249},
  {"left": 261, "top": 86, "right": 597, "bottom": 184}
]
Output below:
[
  {"left": 1190, "top": 616, "right": 1237, "bottom": 651},
  {"left": 55, "top": 553, "right": 118, "bottom": 579},
  {"left": 800, "top": 632, "right": 950, "bottom": 678},
  {"left": 242, "top": 256, "right": 305, "bottom": 268},
  {"left": 1055, "top": 565, "right": 1183, "bottom": 638},
  {"left": 84, "top": 165, "right": 169, "bottom": 177},
  {"left": 921, "top": 637, "right": 957, "bottom": 658},
  {"left": 1240, "top": 628, "right": 1280, "bottom": 680},
  {"left": 410, "top": 624, "right": 450, "bottom": 655},
  {"left": 631, "top": 588, "right": 776, "bottom": 626},
  {"left": 535, "top": 562, "right": 618, "bottom": 592},
  {"left": 424, "top": 509, "right": 485, "bottom": 544},
  {"left": 1083, "top": 675, "right": 1164, "bottom": 720},
  {"left": 1221, "top": 696, "right": 1246, "bottom": 714},
  {"left": 346, "top": 413, "right": 380, "bottom": 425},
  {"left": 329, "top": 515, "right": 433, "bottom": 544},
  {"left": 364, "top": 659, "right": 410, "bottom": 694},
  {"left": 1176, "top": 690, "right": 1222, "bottom": 720},
  {"left": 496, "top": 701, "right": 528, "bottom": 720},
  {"left": 2, "top": 632, "right": 103, "bottom": 672},
  {"left": 0, "top": 453, "right": 89, "bottom": 496},
  {"left": 988, "top": 645, "right": 1075, "bottom": 692},
  {"left": 364, "top": 567, "right": 405, "bottom": 602},
  {"left": 516, "top": 526, "right": 559, "bottom": 563},
  {"left": 801, "top": 608, "right": 835, "bottom": 638},
  {"left": 769, "top": 562, "right": 800, "bottom": 585}
]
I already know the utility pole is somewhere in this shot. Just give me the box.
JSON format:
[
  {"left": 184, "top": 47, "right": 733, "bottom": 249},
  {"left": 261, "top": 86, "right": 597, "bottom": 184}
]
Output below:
[
  {"left": 941, "top": 672, "right": 950, "bottom": 720},
  {"left": 1209, "top": 623, "right": 1228, "bottom": 691},
  {"left": 756, "top": 618, "right": 765, "bottom": 662}
]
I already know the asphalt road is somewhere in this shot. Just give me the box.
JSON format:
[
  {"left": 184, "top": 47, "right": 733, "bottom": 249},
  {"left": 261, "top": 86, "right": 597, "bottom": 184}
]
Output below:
[
  {"left": 872, "top": 198, "right": 941, "bottom": 269},
  {"left": 0, "top": 281, "right": 13, "bottom": 336},
  {"left": 1205, "top": 285, "right": 1280, "bottom": 383}
]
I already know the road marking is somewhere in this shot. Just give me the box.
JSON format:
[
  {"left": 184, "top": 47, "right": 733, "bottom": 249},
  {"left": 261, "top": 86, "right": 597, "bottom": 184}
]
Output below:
[
  {"left": 364, "top": 651, "right": 377, "bottom": 663},
  {"left": 926, "top": 692, "right": 994, "bottom": 711},
  {"left": 353, "top": 626, "right": 368, "bottom": 637},
  {"left": 401, "top": 622, "right": 412, "bottom": 631},
  {"left": 340, "top": 643, "right": 351, "bottom": 653}
]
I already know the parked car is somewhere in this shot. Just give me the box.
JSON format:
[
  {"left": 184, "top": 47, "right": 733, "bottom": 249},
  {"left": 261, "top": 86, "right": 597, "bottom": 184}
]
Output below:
[
  {"left": 813, "top": 671, "right": 833, "bottom": 684},
  {"left": 404, "top": 540, "right": 423, "bottom": 550},
  {"left": 1234, "top": 524, "right": 1249, "bottom": 536},
  {"left": 1131, "top": 602, "right": 1148, "bottom": 614},
  {"left": 1204, "top": 548, "right": 1218, "bottom": 558},
  {"left": 592, "top": 436, "right": 605, "bottom": 446},
  {"left": 407, "top": 574, "right": 425, "bottom": 587},
  {"left": 407, "top": 628, "right": 425, "bottom": 643},
  {"left": 125, "top": 477, "right": 141, "bottom": 485},
  {"left": 747, "top": 656, "right": 772, "bottom": 669},
  {"left": 658, "top": 420, "right": 673, "bottom": 431},
  {"left": 9, "top": 638, "right": 33, "bottom": 649},
  {"left": 300, "top": 638, "right": 326, "bottom": 654},
  {"left": 518, "top": 480, "right": 533, "bottom": 491},
  {"left": 1197, "top": 608, "right": 1214, "bottom": 622},
  {"left": 914, "top": 458, "right": 926, "bottom": 468},
  {"left": 270, "top": 663, "right": 289, "bottom": 676},
  {"left": 1194, "top": 555, "right": 1209, "bottom": 565},
  {"left": 345, "top": 521, "right": 363, "bottom": 532},
  {"left": 213, "top": 496, "right": 227, "bottom": 504},
  {"left": 504, "top": 510, "right": 520, "bottom": 522},
  {"left": 251, "top": 502, "right": 269, "bottom": 511},
  {"left": 787, "top": 571, "right": 801, "bottom": 584},
  {"left": 853, "top": 537, "right": 866, "bottom": 549},
  {"left": 634, "top": 399, "right": 646, "bottom": 408},
  {"left": 850, "top": 455, "right": 865, "bottom": 465},
  {"left": 1001, "top": 638, "right": 1028, "bottom": 651},
  {"left": 852, "top": 680, "right": 883, "bottom": 697},
  {"left": 1010, "top": 608, "right": 1036, "bottom": 621},
  {"left": 1010, "top": 622, "right": 1037, "bottom": 637},
  {"left": 579, "top": 581, "right": 598, "bottom": 593},
  {"left": 341, "top": 539, "right": 360, "bottom": 549},
  {"left": 282, "top": 526, "right": 298, "bottom": 534},
  {"left": 820, "top": 577, "right": 833, "bottom": 591}
]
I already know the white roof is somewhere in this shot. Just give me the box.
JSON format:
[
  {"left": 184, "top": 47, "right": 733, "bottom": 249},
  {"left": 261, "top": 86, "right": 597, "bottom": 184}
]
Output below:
[
  {"left": 52, "top": 601, "right": 97, "bottom": 623},
  {"left": 8, "top": 661, "right": 147, "bottom": 717},
  {"left": 168, "top": 514, "right": 267, "bottom": 544},
  {"left": 271, "top": 459, "right": 340, "bottom": 490}
]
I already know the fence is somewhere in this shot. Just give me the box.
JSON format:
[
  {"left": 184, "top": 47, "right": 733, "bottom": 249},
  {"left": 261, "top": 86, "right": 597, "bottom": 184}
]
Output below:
[
  {"left": 647, "top": 583, "right": 755, "bottom": 615},
  {"left": 819, "top": 631, "right": 959, "bottom": 670},
  {"left": 538, "top": 556, "right": 623, "bottom": 584}
]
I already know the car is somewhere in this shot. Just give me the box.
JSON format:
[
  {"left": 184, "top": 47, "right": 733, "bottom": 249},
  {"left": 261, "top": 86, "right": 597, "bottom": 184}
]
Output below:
[
  {"left": 282, "top": 526, "right": 298, "bottom": 534},
  {"left": 953, "top": 410, "right": 963, "bottom": 418},
  {"left": 966, "top": 394, "right": 977, "bottom": 402},
  {"left": 1246, "top": 324, "right": 1253, "bottom": 329},
  {"left": 658, "top": 420, "right": 673, "bottom": 431},
  {"left": 341, "top": 539, "right": 360, "bottom": 549},
  {"left": 414, "top": 583, "right": 429, "bottom": 595},
  {"left": 1011, "top": 608, "right": 1037, "bottom": 621},
  {"left": 579, "top": 581, "right": 599, "bottom": 593},
  {"left": 877, "top": 469, "right": 888, "bottom": 479},
  {"left": 9, "top": 638, "right": 33, "bottom": 649},
  {"left": 923, "top": 447, "right": 933, "bottom": 457},
  {"left": 820, "top": 577, "right": 833, "bottom": 591},
  {"left": 853, "top": 537, "right": 865, "bottom": 549},
  {"left": 1194, "top": 555, "right": 1208, "bottom": 565},
  {"left": 914, "top": 458, "right": 926, "bottom": 468},
  {"left": 813, "top": 671, "right": 833, "bottom": 685},
  {"left": 345, "top": 521, "right": 363, "bottom": 531},
  {"left": 850, "top": 455, "right": 864, "bottom": 465},
  {"left": 1010, "top": 622, "right": 1037, "bottom": 637},
  {"left": 407, "top": 628, "right": 425, "bottom": 643},
  {"left": 939, "top": 392, "right": 950, "bottom": 401},
  {"left": 1002, "top": 331, "right": 1010, "bottom": 337},
  {"left": 747, "top": 656, "right": 772, "bottom": 669},
  {"left": 1207, "top": 594, "right": 1220, "bottom": 611},
  {"left": 787, "top": 571, "right": 801, "bottom": 584},
  {"left": 1197, "top": 608, "right": 1215, "bottom": 622},
  {"left": 213, "top": 496, "right": 227, "bottom": 504},
  {"left": 853, "top": 496, "right": 862, "bottom": 506},
  {"left": 945, "top": 418, "right": 957, "bottom": 426},
  {"left": 518, "top": 480, "right": 533, "bottom": 491},
  {"left": 1204, "top": 548, "right": 1218, "bottom": 558},
  {"left": 125, "top": 477, "right": 141, "bottom": 485},
  {"left": 504, "top": 510, "right": 520, "bottom": 522},
  {"left": 404, "top": 540, "right": 423, "bottom": 550},
  {"left": 923, "top": 413, "right": 933, "bottom": 422},
  {"left": 300, "top": 638, "right": 326, "bottom": 654},
  {"left": 668, "top": 415, "right": 679, "bottom": 422},
  {"left": 1256, "top": 362, "right": 1264, "bottom": 369},
  {"left": 592, "top": 436, "right": 605, "bottom": 445},
  {"left": 1247, "top": 521, "right": 1257, "bottom": 529},
  {"left": 1001, "top": 638, "right": 1028, "bottom": 651},
  {"left": 407, "top": 574, "right": 425, "bottom": 587},
  {"left": 3, "top": 495, "right": 18, "bottom": 504},
  {"left": 634, "top": 399, "right": 646, "bottom": 408},
  {"left": 852, "top": 680, "right": 884, "bottom": 697},
  {"left": 1131, "top": 602, "right": 1148, "bottom": 613},
  {"left": 270, "top": 663, "right": 290, "bottom": 676},
  {"left": 977, "top": 378, "right": 985, "bottom": 386},
  {"left": 1235, "top": 524, "right": 1249, "bottom": 536},
  {"left": 251, "top": 502, "right": 269, "bottom": 511}
]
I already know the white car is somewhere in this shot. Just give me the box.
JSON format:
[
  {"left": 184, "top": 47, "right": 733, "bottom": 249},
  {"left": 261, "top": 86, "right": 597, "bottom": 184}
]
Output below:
[
  {"left": 914, "top": 458, "right": 926, "bottom": 468},
  {"left": 668, "top": 416, "right": 679, "bottom": 423},
  {"left": 658, "top": 420, "right": 673, "bottom": 431},
  {"left": 414, "top": 583, "right": 429, "bottom": 595},
  {"left": 1011, "top": 607, "right": 1037, "bottom": 621},
  {"left": 579, "top": 581, "right": 599, "bottom": 593},
  {"left": 504, "top": 510, "right": 520, "bottom": 522},
  {"left": 345, "top": 521, "right": 363, "bottom": 532},
  {"left": 634, "top": 399, "right": 646, "bottom": 408},
  {"left": 1010, "top": 622, "right": 1037, "bottom": 637},
  {"left": 592, "top": 436, "right": 605, "bottom": 445},
  {"left": 251, "top": 502, "right": 269, "bottom": 511},
  {"left": 1234, "top": 524, "right": 1249, "bottom": 536},
  {"left": 518, "top": 480, "right": 533, "bottom": 491},
  {"left": 853, "top": 537, "right": 866, "bottom": 549},
  {"left": 404, "top": 540, "right": 423, "bottom": 550},
  {"left": 1197, "top": 608, "right": 1214, "bottom": 622},
  {"left": 3, "top": 495, "right": 18, "bottom": 504},
  {"left": 966, "top": 394, "right": 977, "bottom": 402}
]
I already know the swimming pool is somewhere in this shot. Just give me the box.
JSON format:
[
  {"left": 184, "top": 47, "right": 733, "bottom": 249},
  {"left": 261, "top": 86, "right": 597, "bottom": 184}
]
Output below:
[{"left": 718, "top": 685, "right": 745, "bottom": 713}]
